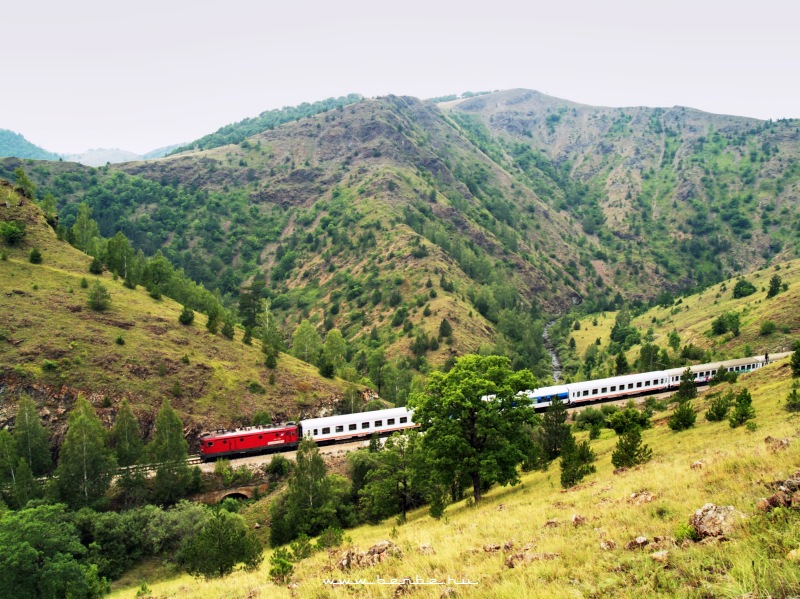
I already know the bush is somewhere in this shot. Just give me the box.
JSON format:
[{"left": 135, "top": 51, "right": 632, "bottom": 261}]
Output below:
[
  {"left": 289, "top": 534, "right": 314, "bottom": 562},
  {"left": 709, "top": 368, "right": 738, "bottom": 386},
  {"left": 760, "top": 320, "right": 777, "bottom": 336},
  {"left": 149, "top": 286, "right": 162, "bottom": 300},
  {"left": 42, "top": 359, "right": 58, "bottom": 371},
  {"left": 705, "top": 391, "right": 733, "bottom": 421},
  {"left": 252, "top": 410, "right": 272, "bottom": 425},
  {"left": 28, "top": 247, "right": 42, "bottom": 264},
  {"left": 88, "top": 256, "right": 103, "bottom": 274},
  {"left": 607, "top": 404, "right": 651, "bottom": 434},
  {"left": 178, "top": 306, "right": 194, "bottom": 325},
  {"left": 115, "top": 335, "right": 125, "bottom": 345},
  {"left": 316, "top": 525, "right": 345, "bottom": 549},
  {"left": 221, "top": 320, "right": 234, "bottom": 339},
  {"left": 675, "top": 522, "right": 701, "bottom": 543},
  {"left": 733, "top": 278, "right": 756, "bottom": 298},
  {"left": 248, "top": 381, "right": 266, "bottom": 394},
  {"left": 574, "top": 407, "right": 605, "bottom": 431},
  {"left": 265, "top": 454, "right": 292, "bottom": 479},
  {"left": 711, "top": 311, "right": 740, "bottom": 336},
  {"left": 0, "top": 221, "right": 26, "bottom": 245},
  {"left": 269, "top": 547, "right": 294, "bottom": 584},
  {"left": 80, "top": 277, "right": 89, "bottom": 289},
  {"left": 87, "top": 281, "right": 111, "bottom": 311},
  {"left": 668, "top": 401, "right": 697, "bottom": 431}
]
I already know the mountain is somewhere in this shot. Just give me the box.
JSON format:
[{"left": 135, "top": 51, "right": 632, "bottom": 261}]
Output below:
[
  {"left": 0, "top": 129, "right": 60, "bottom": 160},
  {"left": 2, "top": 90, "right": 800, "bottom": 382},
  {"left": 0, "top": 183, "right": 353, "bottom": 445},
  {"left": 441, "top": 89, "right": 800, "bottom": 297},
  {"left": 60, "top": 144, "right": 185, "bottom": 166}
]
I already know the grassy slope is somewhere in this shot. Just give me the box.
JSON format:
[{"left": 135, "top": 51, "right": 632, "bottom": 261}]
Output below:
[
  {"left": 110, "top": 357, "right": 800, "bottom": 598},
  {"left": 569, "top": 259, "right": 800, "bottom": 362},
  {"left": 0, "top": 190, "right": 351, "bottom": 436}
]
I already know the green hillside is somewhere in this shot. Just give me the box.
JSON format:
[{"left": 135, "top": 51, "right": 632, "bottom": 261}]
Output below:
[
  {"left": 0, "top": 183, "right": 353, "bottom": 444},
  {"left": 0, "top": 129, "right": 59, "bottom": 161}
]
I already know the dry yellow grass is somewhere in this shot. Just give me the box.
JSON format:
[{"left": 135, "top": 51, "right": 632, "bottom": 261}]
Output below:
[{"left": 110, "top": 357, "right": 800, "bottom": 598}]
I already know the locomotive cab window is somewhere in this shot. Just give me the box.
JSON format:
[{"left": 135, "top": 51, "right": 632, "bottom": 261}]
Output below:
[
  {"left": 207, "top": 441, "right": 213, "bottom": 447},
  {"left": 322, "top": 427, "right": 330, "bottom": 434}
]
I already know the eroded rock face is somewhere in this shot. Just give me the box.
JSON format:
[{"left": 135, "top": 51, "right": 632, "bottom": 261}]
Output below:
[{"left": 689, "top": 504, "right": 744, "bottom": 539}]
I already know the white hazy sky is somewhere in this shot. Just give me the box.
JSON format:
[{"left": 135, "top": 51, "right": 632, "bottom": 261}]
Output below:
[{"left": 4, "top": 0, "right": 799, "bottom": 155}]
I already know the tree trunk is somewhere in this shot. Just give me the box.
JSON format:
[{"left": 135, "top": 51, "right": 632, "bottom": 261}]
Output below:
[{"left": 471, "top": 472, "right": 481, "bottom": 502}]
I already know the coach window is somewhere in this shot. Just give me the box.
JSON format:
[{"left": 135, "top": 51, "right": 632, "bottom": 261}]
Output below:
[
  {"left": 601, "top": 387, "right": 607, "bottom": 393},
  {"left": 400, "top": 417, "right": 408, "bottom": 423},
  {"left": 610, "top": 386, "right": 616, "bottom": 392},
  {"left": 636, "top": 382, "right": 642, "bottom": 388},
  {"left": 335, "top": 426, "right": 344, "bottom": 433},
  {"left": 375, "top": 420, "right": 383, "bottom": 427},
  {"left": 387, "top": 418, "right": 395, "bottom": 425},
  {"left": 313, "top": 429, "right": 318, "bottom": 435},
  {"left": 582, "top": 390, "right": 589, "bottom": 397},
  {"left": 349, "top": 424, "right": 357, "bottom": 431},
  {"left": 322, "top": 427, "right": 330, "bottom": 434},
  {"left": 362, "top": 422, "right": 369, "bottom": 429},
  {"left": 645, "top": 381, "right": 650, "bottom": 387},
  {"left": 592, "top": 389, "right": 598, "bottom": 395}
]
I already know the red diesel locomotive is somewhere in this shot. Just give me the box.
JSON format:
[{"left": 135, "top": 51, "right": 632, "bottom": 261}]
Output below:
[{"left": 199, "top": 423, "right": 299, "bottom": 461}]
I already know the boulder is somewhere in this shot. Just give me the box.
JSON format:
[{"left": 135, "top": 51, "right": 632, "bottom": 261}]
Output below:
[
  {"left": 691, "top": 461, "right": 704, "bottom": 470},
  {"left": 505, "top": 552, "right": 559, "bottom": 568},
  {"left": 543, "top": 518, "right": 559, "bottom": 528},
  {"left": 628, "top": 491, "right": 656, "bottom": 505},
  {"left": 650, "top": 550, "right": 669, "bottom": 563},
  {"left": 600, "top": 540, "right": 617, "bottom": 551},
  {"left": 418, "top": 544, "right": 435, "bottom": 555},
  {"left": 483, "top": 544, "right": 501, "bottom": 553},
  {"left": 571, "top": 514, "right": 588, "bottom": 527},
  {"left": 689, "top": 503, "right": 744, "bottom": 539},
  {"left": 625, "top": 536, "right": 649, "bottom": 550}
]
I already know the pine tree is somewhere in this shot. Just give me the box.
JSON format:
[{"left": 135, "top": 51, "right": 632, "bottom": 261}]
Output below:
[
  {"left": 28, "top": 247, "right": 42, "bottom": 264},
  {"left": 791, "top": 350, "right": 800, "bottom": 378},
  {"left": 541, "top": 396, "right": 570, "bottom": 460},
  {"left": 729, "top": 389, "right": 756, "bottom": 428},
  {"left": 149, "top": 399, "right": 190, "bottom": 504},
  {"left": 615, "top": 351, "right": 629, "bottom": 375},
  {"left": 87, "top": 281, "right": 111, "bottom": 311},
  {"left": 181, "top": 509, "right": 263, "bottom": 578},
  {"left": 668, "top": 401, "right": 697, "bottom": 431},
  {"left": 221, "top": 320, "right": 235, "bottom": 339},
  {"left": 55, "top": 397, "right": 117, "bottom": 509},
  {"left": 675, "top": 367, "right": 697, "bottom": 401},
  {"left": 178, "top": 305, "right": 195, "bottom": 325},
  {"left": 559, "top": 433, "right": 596, "bottom": 488},
  {"left": 13, "top": 395, "right": 51, "bottom": 475},
  {"left": 112, "top": 399, "right": 142, "bottom": 467},
  {"left": 438, "top": 318, "right": 452, "bottom": 339},
  {"left": 785, "top": 387, "right": 800, "bottom": 412},
  {"left": 767, "top": 274, "right": 782, "bottom": 298},
  {"left": 611, "top": 426, "right": 652, "bottom": 469}
]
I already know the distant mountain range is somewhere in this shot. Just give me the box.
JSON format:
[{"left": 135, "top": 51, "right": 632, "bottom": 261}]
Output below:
[{"left": 0, "top": 129, "right": 182, "bottom": 166}]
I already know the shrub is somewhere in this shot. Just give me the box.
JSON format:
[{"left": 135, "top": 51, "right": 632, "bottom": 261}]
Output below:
[
  {"left": 316, "top": 526, "right": 345, "bottom": 549},
  {"left": 265, "top": 454, "right": 292, "bottom": 479},
  {"left": 269, "top": 548, "right": 294, "bottom": 584},
  {"left": 711, "top": 311, "right": 740, "bottom": 336},
  {"left": 80, "top": 277, "right": 88, "bottom": 289},
  {"left": 42, "top": 359, "right": 58, "bottom": 371},
  {"left": 28, "top": 247, "right": 42, "bottom": 264},
  {"left": 248, "top": 381, "right": 266, "bottom": 394},
  {"left": 709, "top": 369, "right": 738, "bottom": 386},
  {"left": 178, "top": 306, "right": 194, "bottom": 325},
  {"left": 607, "top": 404, "right": 651, "bottom": 434},
  {"left": 289, "top": 534, "right": 314, "bottom": 562},
  {"left": 574, "top": 407, "right": 605, "bottom": 431},
  {"left": 115, "top": 335, "right": 125, "bottom": 345},
  {"left": 759, "top": 320, "right": 776, "bottom": 336},
  {"left": 87, "top": 281, "right": 111, "bottom": 311},
  {"left": 675, "top": 522, "right": 701, "bottom": 543},
  {"left": 149, "top": 286, "right": 162, "bottom": 300},
  {"left": 0, "top": 221, "right": 26, "bottom": 245},
  {"left": 221, "top": 320, "right": 234, "bottom": 339},
  {"left": 668, "top": 401, "right": 697, "bottom": 431},
  {"left": 733, "top": 278, "right": 756, "bottom": 298}
]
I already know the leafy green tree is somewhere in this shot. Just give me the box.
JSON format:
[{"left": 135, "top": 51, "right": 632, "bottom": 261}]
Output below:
[
  {"left": 559, "top": 433, "right": 596, "bottom": 488},
  {"left": 675, "top": 367, "right": 697, "bottom": 401},
  {"left": 143, "top": 250, "right": 173, "bottom": 290},
  {"left": 733, "top": 278, "right": 756, "bottom": 298},
  {"left": 54, "top": 397, "right": 116, "bottom": 509},
  {"left": 149, "top": 400, "right": 190, "bottom": 504},
  {"left": 667, "top": 329, "right": 681, "bottom": 351},
  {"left": 0, "top": 220, "right": 27, "bottom": 245},
  {"left": 606, "top": 403, "right": 651, "bottom": 434},
  {"left": 409, "top": 354, "right": 538, "bottom": 502},
  {"left": 358, "top": 431, "right": 424, "bottom": 523},
  {"left": 668, "top": 401, "right": 697, "bottom": 431},
  {"left": 323, "top": 328, "right": 347, "bottom": 370},
  {"left": 292, "top": 320, "right": 322, "bottom": 364},
  {"left": 71, "top": 203, "right": 100, "bottom": 254},
  {"left": 0, "top": 429, "right": 17, "bottom": 484},
  {"left": 181, "top": 509, "right": 263, "bottom": 578},
  {"left": 0, "top": 504, "right": 109, "bottom": 599},
  {"left": 104, "top": 231, "right": 134, "bottom": 279},
  {"left": 13, "top": 166, "right": 37, "bottom": 199},
  {"left": 729, "top": 389, "right": 756, "bottom": 428},
  {"left": 611, "top": 426, "right": 652, "bottom": 469},
  {"left": 540, "top": 395, "right": 570, "bottom": 460},
  {"left": 13, "top": 395, "right": 51, "bottom": 475},
  {"left": 87, "top": 281, "right": 111, "bottom": 311},
  {"left": 237, "top": 280, "right": 265, "bottom": 330}
]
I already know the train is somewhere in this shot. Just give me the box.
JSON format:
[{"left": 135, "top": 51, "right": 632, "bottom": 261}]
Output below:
[{"left": 198, "top": 352, "right": 790, "bottom": 461}]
